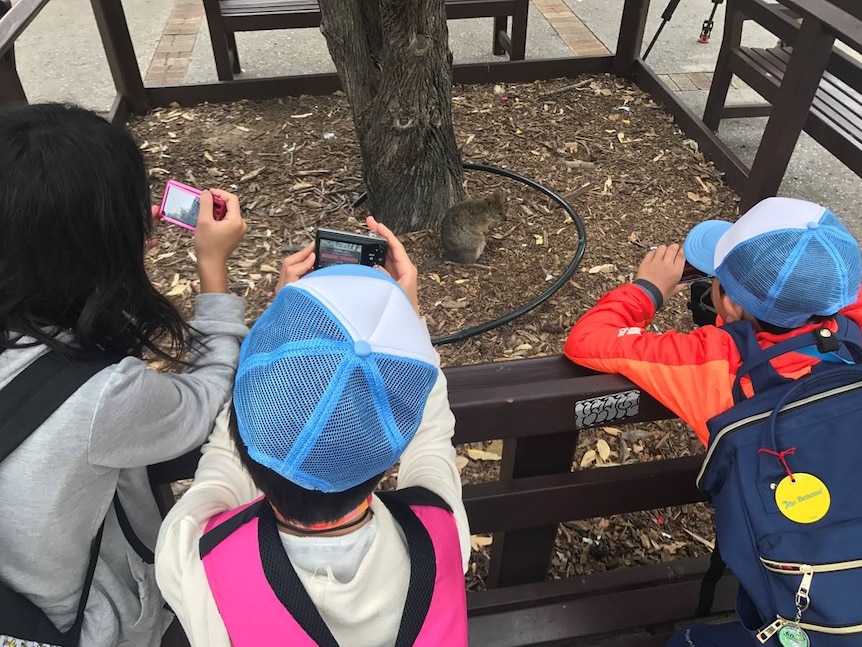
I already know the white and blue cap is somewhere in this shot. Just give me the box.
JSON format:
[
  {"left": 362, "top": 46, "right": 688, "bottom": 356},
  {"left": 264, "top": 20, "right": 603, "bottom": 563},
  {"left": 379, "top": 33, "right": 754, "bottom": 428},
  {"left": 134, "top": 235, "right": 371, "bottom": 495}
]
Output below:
[
  {"left": 233, "top": 264, "right": 439, "bottom": 493},
  {"left": 683, "top": 197, "right": 861, "bottom": 328}
]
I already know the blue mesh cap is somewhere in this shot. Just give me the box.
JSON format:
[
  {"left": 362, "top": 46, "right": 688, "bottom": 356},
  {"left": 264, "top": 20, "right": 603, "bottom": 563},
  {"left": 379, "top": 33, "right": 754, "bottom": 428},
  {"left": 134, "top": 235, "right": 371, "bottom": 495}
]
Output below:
[
  {"left": 233, "top": 264, "right": 440, "bottom": 492},
  {"left": 690, "top": 197, "right": 861, "bottom": 328}
]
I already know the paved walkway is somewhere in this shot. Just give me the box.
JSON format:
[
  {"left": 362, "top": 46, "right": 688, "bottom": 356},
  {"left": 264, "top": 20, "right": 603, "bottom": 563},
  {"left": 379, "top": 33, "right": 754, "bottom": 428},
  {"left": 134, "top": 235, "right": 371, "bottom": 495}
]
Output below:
[{"left": 9, "top": 0, "right": 861, "bottom": 234}]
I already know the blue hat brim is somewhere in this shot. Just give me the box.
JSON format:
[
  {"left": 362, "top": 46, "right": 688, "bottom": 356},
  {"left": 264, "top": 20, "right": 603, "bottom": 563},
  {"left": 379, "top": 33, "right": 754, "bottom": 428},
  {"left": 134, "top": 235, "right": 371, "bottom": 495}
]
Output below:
[{"left": 683, "top": 221, "right": 733, "bottom": 275}]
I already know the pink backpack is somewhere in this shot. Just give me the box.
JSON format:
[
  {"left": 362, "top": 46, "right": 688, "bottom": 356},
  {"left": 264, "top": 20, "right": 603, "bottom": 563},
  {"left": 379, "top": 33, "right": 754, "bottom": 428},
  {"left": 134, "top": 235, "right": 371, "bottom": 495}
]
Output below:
[{"left": 200, "top": 487, "right": 467, "bottom": 646}]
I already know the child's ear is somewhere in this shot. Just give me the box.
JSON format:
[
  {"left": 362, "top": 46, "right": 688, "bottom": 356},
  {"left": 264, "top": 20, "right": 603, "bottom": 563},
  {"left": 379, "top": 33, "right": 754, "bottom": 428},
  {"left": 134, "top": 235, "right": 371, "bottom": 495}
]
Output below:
[{"left": 719, "top": 292, "right": 747, "bottom": 324}]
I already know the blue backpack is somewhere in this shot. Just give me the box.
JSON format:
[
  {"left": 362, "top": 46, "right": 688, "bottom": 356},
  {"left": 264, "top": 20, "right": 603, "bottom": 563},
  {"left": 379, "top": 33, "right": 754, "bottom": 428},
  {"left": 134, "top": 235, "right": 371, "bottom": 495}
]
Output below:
[{"left": 697, "top": 315, "right": 862, "bottom": 646}]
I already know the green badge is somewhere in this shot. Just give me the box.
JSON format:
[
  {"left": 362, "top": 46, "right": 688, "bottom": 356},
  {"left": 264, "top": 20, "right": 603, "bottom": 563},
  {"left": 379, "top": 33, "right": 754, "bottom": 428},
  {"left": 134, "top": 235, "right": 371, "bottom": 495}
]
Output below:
[{"left": 778, "top": 625, "right": 810, "bottom": 647}]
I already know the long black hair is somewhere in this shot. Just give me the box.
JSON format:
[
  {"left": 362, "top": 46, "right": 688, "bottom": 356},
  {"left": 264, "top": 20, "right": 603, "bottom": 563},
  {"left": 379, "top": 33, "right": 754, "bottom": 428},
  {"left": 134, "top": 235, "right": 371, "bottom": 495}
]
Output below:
[{"left": 0, "top": 103, "right": 188, "bottom": 363}]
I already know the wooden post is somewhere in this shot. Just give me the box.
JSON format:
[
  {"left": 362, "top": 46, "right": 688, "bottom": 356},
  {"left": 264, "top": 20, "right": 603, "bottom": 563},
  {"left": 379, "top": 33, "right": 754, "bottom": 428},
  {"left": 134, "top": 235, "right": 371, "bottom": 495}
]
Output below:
[
  {"left": 0, "top": 0, "right": 26, "bottom": 106},
  {"left": 702, "top": 0, "right": 745, "bottom": 130},
  {"left": 741, "top": 15, "right": 834, "bottom": 210},
  {"left": 615, "top": 0, "right": 650, "bottom": 79},
  {"left": 90, "top": 0, "right": 149, "bottom": 115},
  {"left": 486, "top": 430, "right": 580, "bottom": 587}
]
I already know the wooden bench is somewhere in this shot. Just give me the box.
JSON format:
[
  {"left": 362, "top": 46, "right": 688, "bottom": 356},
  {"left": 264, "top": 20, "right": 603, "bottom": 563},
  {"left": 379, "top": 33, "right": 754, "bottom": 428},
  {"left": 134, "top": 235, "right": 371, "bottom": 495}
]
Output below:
[
  {"left": 202, "top": 0, "right": 530, "bottom": 81},
  {"left": 152, "top": 355, "right": 737, "bottom": 646},
  {"left": 0, "top": 0, "right": 29, "bottom": 106},
  {"left": 702, "top": 0, "right": 862, "bottom": 210}
]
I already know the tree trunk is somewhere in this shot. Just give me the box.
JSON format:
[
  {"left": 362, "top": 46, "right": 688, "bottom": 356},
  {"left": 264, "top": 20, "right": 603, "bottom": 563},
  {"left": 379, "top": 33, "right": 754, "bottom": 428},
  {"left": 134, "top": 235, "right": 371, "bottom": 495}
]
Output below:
[{"left": 318, "top": 0, "right": 465, "bottom": 233}]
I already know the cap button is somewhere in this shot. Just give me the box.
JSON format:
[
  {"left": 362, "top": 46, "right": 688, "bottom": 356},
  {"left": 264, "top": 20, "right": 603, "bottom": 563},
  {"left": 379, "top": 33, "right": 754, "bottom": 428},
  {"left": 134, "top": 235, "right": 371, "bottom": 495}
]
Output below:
[
  {"left": 354, "top": 340, "right": 372, "bottom": 357},
  {"left": 807, "top": 221, "right": 820, "bottom": 230}
]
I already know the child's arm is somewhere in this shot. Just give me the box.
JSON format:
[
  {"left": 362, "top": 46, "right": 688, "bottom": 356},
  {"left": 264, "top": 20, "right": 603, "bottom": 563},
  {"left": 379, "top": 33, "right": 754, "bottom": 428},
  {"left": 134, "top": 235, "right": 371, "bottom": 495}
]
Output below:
[
  {"left": 155, "top": 405, "right": 257, "bottom": 646},
  {"left": 85, "top": 293, "right": 248, "bottom": 467},
  {"left": 564, "top": 246, "right": 738, "bottom": 446},
  {"left": 396, "top": 358, "right": 471, "bottom": 573}
]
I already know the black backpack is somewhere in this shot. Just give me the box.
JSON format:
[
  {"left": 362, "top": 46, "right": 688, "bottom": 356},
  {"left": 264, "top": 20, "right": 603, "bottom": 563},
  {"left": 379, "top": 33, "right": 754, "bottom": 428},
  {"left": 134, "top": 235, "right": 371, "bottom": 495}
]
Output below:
[{"left": 0, "top": 352, "right": 153, "bottom": 647}]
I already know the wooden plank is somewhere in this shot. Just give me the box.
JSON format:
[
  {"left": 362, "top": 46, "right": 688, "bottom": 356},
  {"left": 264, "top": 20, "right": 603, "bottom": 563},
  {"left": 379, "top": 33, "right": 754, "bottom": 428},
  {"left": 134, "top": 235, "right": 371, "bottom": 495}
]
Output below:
[
  {"left": 465, "top": 455, "right": 706, "bottom": 534},
  {"left": 468, "top": 572, "right": 737, "bottom": 646},
  {"left": 0, "top": 0, "right": 50, "bottom": 60},
  {"left": 633, "top": 60, "right": 750, "bottom": 193},
  {"left": 722, "top": 103, "right": 772, "bottom": 118},
  {"left": 145, "top": 55, "right": 614, "bottom": 106},
  {"left": 773, "top": 0, "right": 862, "bottom": 51}
]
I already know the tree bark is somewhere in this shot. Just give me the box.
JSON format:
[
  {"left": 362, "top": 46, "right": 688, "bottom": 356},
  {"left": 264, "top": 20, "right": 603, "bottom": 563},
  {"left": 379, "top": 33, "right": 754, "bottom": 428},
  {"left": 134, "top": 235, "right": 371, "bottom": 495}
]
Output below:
[{"left": 318, "top": 0, "right": 465, "bottom": 233}]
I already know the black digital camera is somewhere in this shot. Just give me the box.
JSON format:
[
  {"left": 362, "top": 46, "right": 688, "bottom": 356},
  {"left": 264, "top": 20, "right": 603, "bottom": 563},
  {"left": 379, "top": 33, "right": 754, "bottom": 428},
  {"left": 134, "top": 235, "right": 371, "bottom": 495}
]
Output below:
[{"left": 313, "top": 228, "right": 389, "bottom": 270}]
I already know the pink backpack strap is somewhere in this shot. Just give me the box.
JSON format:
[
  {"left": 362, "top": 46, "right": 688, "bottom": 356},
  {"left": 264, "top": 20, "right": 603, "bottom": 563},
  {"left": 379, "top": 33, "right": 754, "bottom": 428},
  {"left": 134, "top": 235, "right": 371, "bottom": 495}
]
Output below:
[
  {"left": 201, "top": 499, "right": 338, "bottom": 647},
  {"left": 378, "top": 487, "right": 469, "bottom": 647}
]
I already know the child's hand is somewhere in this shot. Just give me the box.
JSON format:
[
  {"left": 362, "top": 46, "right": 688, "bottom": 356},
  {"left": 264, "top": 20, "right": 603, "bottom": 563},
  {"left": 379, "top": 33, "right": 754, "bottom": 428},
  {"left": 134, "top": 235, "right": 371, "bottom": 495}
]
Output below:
[
  {"left": 275, "top": 242, "right": 316, "bottom": 293},
  {"left": 194, "top": 189, "right": 247, "bottom": 293},
  {"left": 145, "top": 206, "right": 160, "bottom": 255},
  {"left": 366, "top": 216, "right": 420, "bottom": 316},
  {"left": 635, "top": 244, "right": 687, "bottom": 304}
]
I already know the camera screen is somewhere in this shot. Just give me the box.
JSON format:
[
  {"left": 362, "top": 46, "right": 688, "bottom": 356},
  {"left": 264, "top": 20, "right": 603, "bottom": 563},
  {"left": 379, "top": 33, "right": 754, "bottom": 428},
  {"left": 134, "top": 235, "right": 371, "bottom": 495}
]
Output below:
[
  {"left": 318, "top": 239, "right": 363, "bottom": 268},
  {"left": 162, "top": 186, "right": 201, "bottom": 228}
]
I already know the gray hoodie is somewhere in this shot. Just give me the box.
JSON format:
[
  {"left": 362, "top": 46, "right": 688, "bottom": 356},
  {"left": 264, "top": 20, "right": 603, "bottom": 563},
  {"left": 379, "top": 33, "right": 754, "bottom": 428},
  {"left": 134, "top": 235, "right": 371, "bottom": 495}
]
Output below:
[{"left": 0, "top": 292, "right": 247, "bottom": 647}]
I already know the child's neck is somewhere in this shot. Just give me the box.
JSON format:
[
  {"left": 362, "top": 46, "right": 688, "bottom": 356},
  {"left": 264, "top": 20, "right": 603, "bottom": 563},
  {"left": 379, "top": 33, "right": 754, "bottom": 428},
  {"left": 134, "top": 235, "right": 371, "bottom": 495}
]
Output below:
[{"left": 273, "top": 496, "right": 373, "bottom": 537}]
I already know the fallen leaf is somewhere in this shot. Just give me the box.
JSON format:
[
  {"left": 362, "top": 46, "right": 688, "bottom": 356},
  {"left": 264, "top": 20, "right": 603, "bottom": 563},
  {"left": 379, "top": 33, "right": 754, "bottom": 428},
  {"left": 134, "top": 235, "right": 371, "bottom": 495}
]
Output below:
[
  {"left": 588, "top": 264, "right": 616, "bottom": 274},
  {"left": 596, "top": 438, "right": 611, "bottom": 461},
  {"left": 455, "top": 455, "right": 469, "bottom": 473},
  {"left": 580, "top": 449, "right": 597, "bottom": 468},
  {"left": 203, "top": 151, "right": 215, "bottom": 163},
  {"left": 514, "top": 343, "right": 532, "bottom": 351},
  {"left": 429, "top": 273, "right": 442, "bottom": 284},
  {"left": 240, "top": 167, "right": 266, "bottom": 182},
  {"left": 533, "top": 234, "right": 544, "bottom": 245},
  {"left": 260, "top": 264, "right": 279, "bottom": 273},
  {"left": 465, "top": 134, "right": 475, "bottom": 145},
  {"left": 602, "top": 427, "right": 622, "bottom": 436},
  {"left": 466, "top": 448, "right": 502, "bottom": 461},
  {"left": 470, "top": 535, "right": 493, "bottom": 550},
  {"left": 441, "top": 299, "right": 467, "bottom": 309},
  {"left": 686, "top": 191, "right": 702, "bottom": 202},
  {"left": 166, "top": 283, "right": 187, "bottom": 297},
  {"left": 683, "top": 528, "right": 715, "bottom": 551}
]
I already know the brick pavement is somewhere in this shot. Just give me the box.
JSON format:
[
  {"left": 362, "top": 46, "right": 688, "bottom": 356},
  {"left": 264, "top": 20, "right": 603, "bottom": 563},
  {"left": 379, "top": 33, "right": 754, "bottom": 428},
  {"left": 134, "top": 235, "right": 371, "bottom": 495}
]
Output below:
[{"left": 144, "top": 0, "right": 204, "bottom": 86}]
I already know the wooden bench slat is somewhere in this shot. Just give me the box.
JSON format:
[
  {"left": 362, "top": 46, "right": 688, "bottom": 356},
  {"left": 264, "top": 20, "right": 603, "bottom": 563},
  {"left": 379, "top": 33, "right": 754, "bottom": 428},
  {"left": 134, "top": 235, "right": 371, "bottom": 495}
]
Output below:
[{"left": 733, "top": 46, "right": 862, "bottom": 171}]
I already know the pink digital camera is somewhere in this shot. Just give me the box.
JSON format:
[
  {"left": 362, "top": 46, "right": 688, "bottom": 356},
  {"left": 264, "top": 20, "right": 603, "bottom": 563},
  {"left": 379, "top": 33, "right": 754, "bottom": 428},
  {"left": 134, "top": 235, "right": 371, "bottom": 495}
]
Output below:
[{"left": 159, "top": 180, "right": 227, "bottom": 231}]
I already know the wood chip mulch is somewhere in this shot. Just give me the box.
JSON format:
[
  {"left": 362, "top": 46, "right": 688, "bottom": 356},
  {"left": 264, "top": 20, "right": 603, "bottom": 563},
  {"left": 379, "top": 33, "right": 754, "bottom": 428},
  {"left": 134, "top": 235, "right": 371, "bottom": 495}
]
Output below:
[{"left": 132, "top": 74, "right": 739, "bottom": 590}]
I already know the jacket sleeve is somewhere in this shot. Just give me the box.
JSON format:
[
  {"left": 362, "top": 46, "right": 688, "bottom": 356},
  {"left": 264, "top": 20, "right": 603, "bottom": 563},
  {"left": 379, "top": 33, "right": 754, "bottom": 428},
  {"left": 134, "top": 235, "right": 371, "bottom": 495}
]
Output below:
[
  {"left": 155, "top": 404, "right": 256, "bottom": 647},
  {"left": 563, "top": 283, "right": 738, "bottom": 446},
  {"left": 396, "top": 348, "right": 471, "bottom": 573},
  {"left": 87, "top": 292, "right": 248, "bottom": 468}
]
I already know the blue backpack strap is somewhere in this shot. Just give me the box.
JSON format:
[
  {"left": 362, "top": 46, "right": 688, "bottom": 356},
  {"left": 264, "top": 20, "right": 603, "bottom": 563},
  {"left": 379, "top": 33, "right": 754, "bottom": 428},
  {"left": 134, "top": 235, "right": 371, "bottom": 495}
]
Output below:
[{"left": 727, "top": 316, "right": 862, "bottom": 402}]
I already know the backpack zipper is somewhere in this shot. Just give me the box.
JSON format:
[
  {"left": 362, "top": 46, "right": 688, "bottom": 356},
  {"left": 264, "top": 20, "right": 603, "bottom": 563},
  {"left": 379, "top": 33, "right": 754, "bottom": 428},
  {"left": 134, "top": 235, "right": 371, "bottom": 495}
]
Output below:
[
  {"left": 696, "top": 380, "right": 862, "bottom": 487},
  {"left": 755, "top": 560, "right": 862, "bottom": 642},
  {"left": 757, "top": 616, "right": 862, "bottom": 643}
]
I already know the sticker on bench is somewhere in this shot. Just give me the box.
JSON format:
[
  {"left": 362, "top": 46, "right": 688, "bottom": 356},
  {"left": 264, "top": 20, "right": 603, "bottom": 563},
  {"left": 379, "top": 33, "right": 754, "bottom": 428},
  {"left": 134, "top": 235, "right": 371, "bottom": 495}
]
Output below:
[{"left": 575, "top": 390, "right": 640, "bottom": 428}]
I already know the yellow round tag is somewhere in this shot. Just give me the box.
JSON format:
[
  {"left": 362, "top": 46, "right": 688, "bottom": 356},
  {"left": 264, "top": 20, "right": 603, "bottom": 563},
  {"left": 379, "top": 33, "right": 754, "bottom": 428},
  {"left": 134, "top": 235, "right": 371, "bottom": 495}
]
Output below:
[{"left": 775, "top": 473, "right": 830, "bottom": 524}]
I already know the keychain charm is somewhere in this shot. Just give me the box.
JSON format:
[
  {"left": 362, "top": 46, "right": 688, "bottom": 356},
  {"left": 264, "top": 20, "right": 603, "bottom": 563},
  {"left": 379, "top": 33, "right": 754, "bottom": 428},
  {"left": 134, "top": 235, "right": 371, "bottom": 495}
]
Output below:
[{"left": 778, "top": 625, "right": 810, "bottom": 647}]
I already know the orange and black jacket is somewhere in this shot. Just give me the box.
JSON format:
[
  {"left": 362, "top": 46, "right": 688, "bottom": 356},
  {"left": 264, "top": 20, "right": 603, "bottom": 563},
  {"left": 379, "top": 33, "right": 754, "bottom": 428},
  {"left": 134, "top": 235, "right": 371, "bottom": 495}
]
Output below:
[{"left": 564, "top": 283, "right": 862, "bottom": 447}]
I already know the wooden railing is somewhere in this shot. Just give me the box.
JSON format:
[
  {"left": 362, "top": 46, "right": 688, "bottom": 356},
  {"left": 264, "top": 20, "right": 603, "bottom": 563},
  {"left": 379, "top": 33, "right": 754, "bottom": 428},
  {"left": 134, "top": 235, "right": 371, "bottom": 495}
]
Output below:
[{"left": 150, "top": 356, "right": 736, "bottom": 646}]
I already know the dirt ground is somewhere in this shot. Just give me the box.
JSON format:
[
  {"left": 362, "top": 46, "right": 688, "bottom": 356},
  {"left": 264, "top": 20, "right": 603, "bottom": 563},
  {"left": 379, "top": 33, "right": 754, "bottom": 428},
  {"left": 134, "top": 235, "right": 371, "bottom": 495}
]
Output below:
[{"left": 132, "top": 75, "right": 739, "bottom": 589}]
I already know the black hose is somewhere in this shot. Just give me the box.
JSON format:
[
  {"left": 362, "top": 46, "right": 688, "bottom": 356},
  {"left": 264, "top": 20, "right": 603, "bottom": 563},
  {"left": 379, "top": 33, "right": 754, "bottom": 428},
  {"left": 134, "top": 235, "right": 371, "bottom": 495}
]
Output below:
[{"left": 351, "top": 163, "right": 587, "bottom": 346}]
